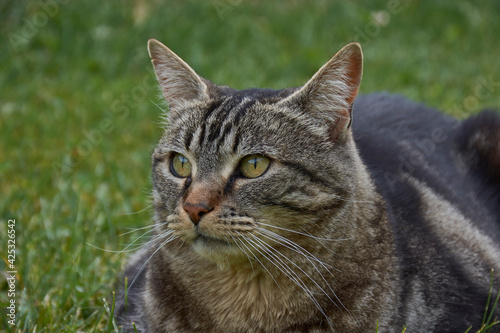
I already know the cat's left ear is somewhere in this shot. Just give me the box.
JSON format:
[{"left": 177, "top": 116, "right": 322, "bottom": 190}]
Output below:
[
  {"left": 148, "top": 39, "right": 210, "bottom": 111},
  {"left": 282, "top": 43, "right": 363, "bottom": 141}
]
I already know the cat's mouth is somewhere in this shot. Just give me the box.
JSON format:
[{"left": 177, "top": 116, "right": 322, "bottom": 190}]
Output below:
[{"left": 193, "top": 233, "right": 231, "bottom": 248}]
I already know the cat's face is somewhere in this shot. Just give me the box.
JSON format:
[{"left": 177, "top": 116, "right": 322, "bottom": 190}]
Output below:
[{"left": 148, "top": 40, "right": 362, "bottom": 264}]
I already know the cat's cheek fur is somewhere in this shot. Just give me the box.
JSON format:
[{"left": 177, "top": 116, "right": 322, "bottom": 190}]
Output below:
[{"left": 165, "top": 212, "right": 194, "bottom": 239}]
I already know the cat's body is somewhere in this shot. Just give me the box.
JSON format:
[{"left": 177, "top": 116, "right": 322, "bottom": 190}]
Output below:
[{"left": 116, "top": 40, "right": 500, "bottom": 332}]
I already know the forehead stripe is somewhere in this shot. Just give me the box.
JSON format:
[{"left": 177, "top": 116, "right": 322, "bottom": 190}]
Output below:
[
  {"left": 183, "top": 100, "right": 221, "bottom": 150},
  {"left": 206, "top": 97, "right": 240, "bottom": 144},
  {"left": 213, "top": 99, "right": 257, "bottom": 148},
  {"left": 189, "top": 99, "right": 229, "bottom": 151}
]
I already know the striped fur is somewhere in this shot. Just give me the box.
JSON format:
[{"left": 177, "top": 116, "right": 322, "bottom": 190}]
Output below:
[{"left": 116, "top": 40, "right": 500, "bottom": 332}]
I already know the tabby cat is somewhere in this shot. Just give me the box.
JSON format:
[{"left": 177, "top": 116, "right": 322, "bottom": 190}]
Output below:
[{"left": 116, "top": 39, "right": 500, "bottom": 332}]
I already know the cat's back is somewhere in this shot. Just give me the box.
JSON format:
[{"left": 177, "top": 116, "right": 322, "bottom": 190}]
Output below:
[
  {"left": 352, "top": 93, "right": 500, "bottom": 229},
  {"left": 352, "top": 93, "right": 500, "bottom": 331}
]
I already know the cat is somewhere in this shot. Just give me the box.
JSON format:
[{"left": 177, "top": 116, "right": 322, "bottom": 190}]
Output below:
[{"left": 115, "top": 39, "right": 500, "bottom": 332}]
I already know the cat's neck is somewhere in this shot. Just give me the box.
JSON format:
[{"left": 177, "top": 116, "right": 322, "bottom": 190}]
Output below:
[{"left": 162, "top": 244, "right": 326, "bottom": 330}]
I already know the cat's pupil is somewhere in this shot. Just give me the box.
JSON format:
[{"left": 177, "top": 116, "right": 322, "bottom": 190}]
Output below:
[{"left": 252, "top": 158, "right": 258, "bottom": 169}]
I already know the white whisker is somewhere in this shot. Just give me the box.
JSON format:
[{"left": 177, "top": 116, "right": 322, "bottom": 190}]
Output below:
[
  {"left": 254, "top": 221, "right": 352, "bottom": 242},
  {"left": 247, "top": 234, "right": 328, "bottom": 318},
  {"left": 87, "top": 225, "right": 169, "bottom": 254},
  {"left": 114, "top": 223, "right": 171, "bottom": 255},
  {"left": 255, "top": 229, "right": 347, "bottom": 312},
  {"left": 228, "top": 232, "right": 255, "bottom": 273},
  {"left": 234, "top": 231, "right": 283, "bottom": 292},
  {"left": 257, "top": 228, "right": 339, "bottom": 272},
  {"left": 125, "top": 232, "right": 178, "bottom": 298},
  {"left": 119, "top": 221, "right": 165, "bottom": 237},
  {"left": 117, "top": 204, "right": 153, "bottom": 216}
]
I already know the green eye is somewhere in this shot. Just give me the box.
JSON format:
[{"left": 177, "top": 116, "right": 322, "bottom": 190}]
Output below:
[
  {"left": 171, "top": 153, "right": 192, "bottom": 178},
  {"left": 240, "top": 155, "right": 270, "bottom": 179}
]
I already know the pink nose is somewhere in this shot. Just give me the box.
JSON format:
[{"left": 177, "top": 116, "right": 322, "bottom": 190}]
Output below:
[{"left": 183, "top": 203, "right": 212, "bottom": 225}]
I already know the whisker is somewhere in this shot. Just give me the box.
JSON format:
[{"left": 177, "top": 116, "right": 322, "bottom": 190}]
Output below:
[
  {"left": 119, "top": 221, "right": 165, "bottom": 237},
  {"left": 257, "top": 228, "right": 335, "bottom": 276},
  {"left": 125, "top": 233, "right": 178, "bottom": 298},
  {"left": 254, "top": 221, "right": 351, "bottom": 242},
  {"left": 297, "top": 226, "right": 341, "bottom": 257},
  {"left": 257, "top": 228, "right": 338, "bottom": 271},
  {"left": 140, "top": 229, "right": 175, "bottom": 248},
  {"left": 234, "top": 231, "right": 283, "bottom": 292},
  {"left": 117, "top": 204, "right": 153, "bottom": 216},
  {"left": 175, "top": 237, "right": 184, "bottom": 250},
  {"left": 228, "top": 232, "right": 255, "bottom": 273},
  {"left": 258, "top": 217, "right": 350, "bottom": 260},
  {"left": 247, "top": 234, "right": 328, "bottom": 318},
  {"left": 87, "top": 242, "right": 130, "bottom": 253},
  {"left": 251, "top": 234, "right": 338, "bottom": 315},
  {"left": 115, "top": 223, "right": 171, "bottom": 254},
  {"left": 255, "top": 229, "right": 347, "bottom": 312},
  {"left": 87, "top": 226, "right": 169, "bottom": 254},
  {"left": 149, "top": 98, "right": 166, "bottom": 112}
]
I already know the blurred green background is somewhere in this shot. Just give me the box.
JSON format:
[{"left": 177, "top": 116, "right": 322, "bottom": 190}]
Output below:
[{"left": 1, "top": 0, "right": 499, "bottom": 331}]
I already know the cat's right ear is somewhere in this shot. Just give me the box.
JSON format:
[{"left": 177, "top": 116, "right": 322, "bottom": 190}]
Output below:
[
  {"left": 280, "top": 43, "right": 363, "bottom": 142},
  {"left": 148, "top": 39, "right": 209, "bottom": 110}
]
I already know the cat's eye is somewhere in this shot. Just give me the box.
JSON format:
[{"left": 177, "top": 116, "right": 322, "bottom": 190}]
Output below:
[
  {"left": 240, "top": 155, "right": 270, "bottom": 179},
  {"left": 171, "top": 153, "right": 192, "bottom": 178}
]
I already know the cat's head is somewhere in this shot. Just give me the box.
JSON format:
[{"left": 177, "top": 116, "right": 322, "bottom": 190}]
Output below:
[{"left": 148, "top": 39, "right": 362, "bottom": 264}]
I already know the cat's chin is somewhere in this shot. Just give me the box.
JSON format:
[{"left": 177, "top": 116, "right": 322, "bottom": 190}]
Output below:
[
  {"left": 189, "top": 235, "right": 248, "bottom": 265},
  {"left": 193, "top": 234, "right": 230, "bottom": 250}
]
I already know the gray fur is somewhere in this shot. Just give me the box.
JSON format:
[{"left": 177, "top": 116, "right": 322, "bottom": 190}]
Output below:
[{"left": 115, "top": 40, "right": 500, "bottom": 332}]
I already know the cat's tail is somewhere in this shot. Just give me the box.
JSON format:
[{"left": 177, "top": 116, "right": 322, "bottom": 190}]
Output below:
[{"left": 458, "top": 109, "right": 500, "bottom": 185}]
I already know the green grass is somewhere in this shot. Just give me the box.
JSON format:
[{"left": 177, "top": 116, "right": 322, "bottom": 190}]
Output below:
[{"left": 1, "top": 0, "right": 500, "bottom": 331}]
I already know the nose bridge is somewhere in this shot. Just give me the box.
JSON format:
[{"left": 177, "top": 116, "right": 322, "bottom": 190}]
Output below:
[
  {"left": 183, "top": 177, "right": 224, "bottom": 225},
  {"left": 184, "top": 179, "right": 222, "bottom": 206}
]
